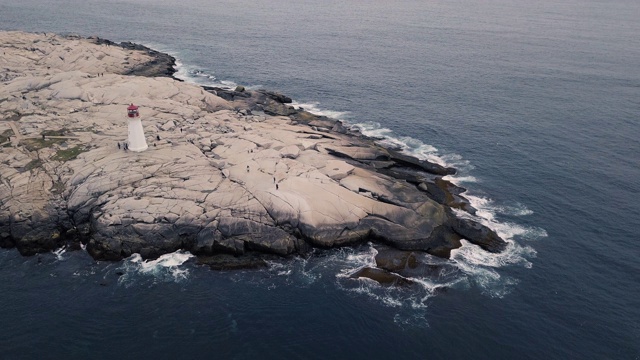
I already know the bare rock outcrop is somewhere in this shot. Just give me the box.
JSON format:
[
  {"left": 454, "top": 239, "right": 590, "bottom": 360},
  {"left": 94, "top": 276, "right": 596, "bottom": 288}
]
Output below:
[{"left": 0, "top": 31, "right": 506, "bottom": 267}]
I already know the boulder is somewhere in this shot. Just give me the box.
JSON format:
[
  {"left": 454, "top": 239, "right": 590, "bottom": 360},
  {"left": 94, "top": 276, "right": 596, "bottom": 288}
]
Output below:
[
  {"left": 451, "top": 217, "right": 507, "bottom": 253},
  {"left": 160, "top": 120, "right": 176, "bottom": 131},
  {"left": 372, "top": 245, "right": 462, "bottom": 282},
  {"left": 280, "top": 145, "right": 300, "bottom": 159},
  {"left": 263, "top": 101, "right": 297, "bottom": 116}
]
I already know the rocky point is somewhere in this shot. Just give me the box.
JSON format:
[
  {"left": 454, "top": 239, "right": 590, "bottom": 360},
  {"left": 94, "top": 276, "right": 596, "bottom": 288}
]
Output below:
[{"left": 0, "top": 31, "right": 506, "bottom": 278}]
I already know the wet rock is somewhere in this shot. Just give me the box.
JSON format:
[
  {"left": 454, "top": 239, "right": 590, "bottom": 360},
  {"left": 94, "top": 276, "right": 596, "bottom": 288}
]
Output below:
[
  {"left": 15, "top": 227, "right": 61, "bottom": 256},
  {"left": 258, "top": 90, "right": 292, "bottom": 104},
  {"left": 374, "top": 248, "right": 420, "bottom": 272},
  {"left": 373, "top": 245, "right": 462, "bottom": 282},
  {"left": 387, "top": 149, "right": 456, "bottom": 176},
  {"left": 418, "top": 178, "right": 476, "bottom": 214},
  {"left": 118, "top": 42, "right": 176, "bottom": 78},
  {"left": 0, "top": 232, "right": 14, "bottom": 249},
  {"left": 451, "top": 217, "right": 507, "bottom": 253},
  {"left": 262, "top": 101, "right": 297, "bottom": 116}
]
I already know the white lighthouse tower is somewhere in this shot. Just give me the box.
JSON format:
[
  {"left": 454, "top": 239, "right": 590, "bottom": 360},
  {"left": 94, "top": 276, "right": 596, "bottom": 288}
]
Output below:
[{"left": 126, "top": 103, "right": 148, "bottom": 152}]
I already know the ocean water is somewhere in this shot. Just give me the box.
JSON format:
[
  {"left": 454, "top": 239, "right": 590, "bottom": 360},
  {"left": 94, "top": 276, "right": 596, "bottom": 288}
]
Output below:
[{"left": 1, "top": 0, "right": 639, "bottom": 358}]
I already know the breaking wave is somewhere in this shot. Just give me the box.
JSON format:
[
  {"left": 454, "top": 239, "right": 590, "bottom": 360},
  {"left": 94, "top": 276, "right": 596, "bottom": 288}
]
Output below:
[
  {"left": 52, "top": 246, "right": 67, "bottom": 261},
  {"left": 117, "top": 250, "right": 194, "bottom": 287},
  {"left": 173, "top": 59, "right": 238, "bottom": 89},
  {"left": 136, "top": 42, "right": 238, "bottom": 89},
  {"left": 290, "top": 101, "right": 352, "bottom": 123}
]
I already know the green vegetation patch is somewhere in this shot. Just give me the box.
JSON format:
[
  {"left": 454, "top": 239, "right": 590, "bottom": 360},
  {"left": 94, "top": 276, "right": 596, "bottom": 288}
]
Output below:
[
  {"left": 52, "top": 145, "right": 88, "bottom": 162},
  {"left": 22, "top": 137, "right": 65, "bottom": 151},
  {"left": 42, "top": 128, "right": 70, "bottom": 137},
  {"left": 23, "top": 159, "right": 43, "bottom": 172},
  {"left": 18, "top": 127, "right": 73, "bottom": 150},
  {"left": 70, "top": 126, "right": 94, "bottom": 133}
]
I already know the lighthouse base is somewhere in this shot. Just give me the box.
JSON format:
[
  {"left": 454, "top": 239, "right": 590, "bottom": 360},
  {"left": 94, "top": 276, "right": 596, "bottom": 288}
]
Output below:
[
  {"left": 128, "top": 144, "right": 148, "bottom": 152},
  {"left": 128, "top": 118, "right": 148, "bottom": 152}
]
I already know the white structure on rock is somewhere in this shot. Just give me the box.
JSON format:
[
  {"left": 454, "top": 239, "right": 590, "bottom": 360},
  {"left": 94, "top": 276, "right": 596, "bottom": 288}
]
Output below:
[{"left": 126, "top": 103, "right": 148, "bottom": 152}]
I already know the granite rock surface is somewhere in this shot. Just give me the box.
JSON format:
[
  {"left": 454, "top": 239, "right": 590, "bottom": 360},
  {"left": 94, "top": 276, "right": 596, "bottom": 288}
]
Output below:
[{"left": 0, "top": 32, "right": 506, "bottom": 272}]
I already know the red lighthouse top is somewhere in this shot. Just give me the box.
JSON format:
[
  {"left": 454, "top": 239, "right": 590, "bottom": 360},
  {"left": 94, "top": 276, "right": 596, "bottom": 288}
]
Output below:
[{"left": 127, "top": 104, "right": 139, "bottom": 118}]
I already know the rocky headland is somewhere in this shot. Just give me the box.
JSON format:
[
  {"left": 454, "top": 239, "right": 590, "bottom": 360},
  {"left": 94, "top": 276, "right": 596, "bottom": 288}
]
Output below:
[{"left": 0, "top": 31, "right": 506, "bottom": 280}]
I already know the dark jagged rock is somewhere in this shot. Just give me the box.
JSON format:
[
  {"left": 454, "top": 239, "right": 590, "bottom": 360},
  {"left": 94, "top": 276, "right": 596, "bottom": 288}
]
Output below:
[
  {"left": 451, "top": 217, "right": 507, "bottom": 253},
  {"left": 374, "top": 248, "right": 420, "bottom": 272},
  {"left": 0, "top": 232, "right": 13, "bottom": 249},
  {"left": 418, "top": 178, "right": 476, "bottom": 214},
  {"left": 377, "top": 167, "right": 429, "bottom": 184},
  {"left": 289, "top": 110, "right": 329, "bottom": 124},
  {"left": 90, "top": 38, "right": 177, "bottom": 78},
  {"left": 15, "top": 228, "right": 60, "bottom": 256},
  {"left": 387, "top": 149, "right": 456, "bottom": 176},
  {"left": 262, "top": 100, "right": 297, "bottom": 116},
  {"left": 257, "top": 90, "right": 292, "bottom": 104},
  {"left": 423, "top": 224, "right": 463, "bottom": 258},
  {"left": 202, "top": 86, "right": 251, "bottom": 102},
  {"left": 374, "top": 246, "right": 459, "bottom": 279}
]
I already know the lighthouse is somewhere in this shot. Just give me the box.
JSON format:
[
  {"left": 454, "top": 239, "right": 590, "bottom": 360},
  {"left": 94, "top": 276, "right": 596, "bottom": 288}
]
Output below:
[{"left": 126, "top": 104, "right": 148, "bottom": 152}]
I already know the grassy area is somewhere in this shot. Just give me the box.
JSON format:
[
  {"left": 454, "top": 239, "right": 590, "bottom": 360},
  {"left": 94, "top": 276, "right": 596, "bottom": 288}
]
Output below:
[
  {"left": 23, "top": 159, "right": 43, "bottom": 172},
  {"left": 42, "top": 128, "right": 70, "bottom": 137},
  {"left": 22, "top": 137, "right": 65, "bottom": 151},
  {"left": 21, "top": 128, "right": 71, "bottom": 151},
  {"left": 52, "top": 145, "right": 88, "bottom": 162}
]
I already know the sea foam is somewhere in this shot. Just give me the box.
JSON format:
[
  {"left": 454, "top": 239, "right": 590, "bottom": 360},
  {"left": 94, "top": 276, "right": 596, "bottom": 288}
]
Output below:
[
  {"left": 52, "top": 246, "right": 67, "bottom": 261},
  {"left": 117, "top": 250, "right": 194, "bottom": 286}
]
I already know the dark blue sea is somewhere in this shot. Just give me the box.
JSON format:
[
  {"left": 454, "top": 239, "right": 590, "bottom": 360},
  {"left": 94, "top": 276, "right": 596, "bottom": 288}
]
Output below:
[{"left": 1, "top": 0, "right": 639, "bottom": 358}]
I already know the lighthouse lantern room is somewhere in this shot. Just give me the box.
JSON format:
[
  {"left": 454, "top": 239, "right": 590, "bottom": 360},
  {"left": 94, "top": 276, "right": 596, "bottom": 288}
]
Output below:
[{"left": 126, "top": 103, "right": 148, "bottom": 152}]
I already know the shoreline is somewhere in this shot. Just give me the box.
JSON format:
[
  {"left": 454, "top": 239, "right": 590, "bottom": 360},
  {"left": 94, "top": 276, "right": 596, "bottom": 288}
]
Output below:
[{"left": 0, "top": 31, "right": 506, "bottom": 277}]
